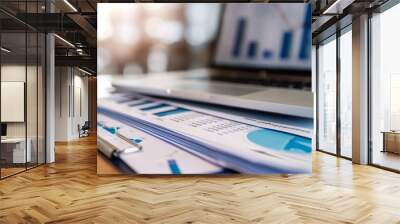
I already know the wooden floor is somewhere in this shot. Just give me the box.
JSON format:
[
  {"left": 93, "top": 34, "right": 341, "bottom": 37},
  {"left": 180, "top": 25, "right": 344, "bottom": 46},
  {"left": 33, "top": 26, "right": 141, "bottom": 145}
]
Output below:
[
  {"left": 1, "top": 167, "right": 26, "bottom": 178},
  {"left": 1, "top": 135, "right": 400, "bottom": 223},
  {"left": 373, "top": 151, "right": 400, "bottom": 171}
]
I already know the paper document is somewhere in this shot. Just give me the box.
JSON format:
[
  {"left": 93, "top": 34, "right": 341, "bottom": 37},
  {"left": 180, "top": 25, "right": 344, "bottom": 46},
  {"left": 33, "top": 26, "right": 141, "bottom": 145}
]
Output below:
[
  {"left": 144, "top": 96, "right": 312, "bottom": 138},
  {"left": 98, "top": 114, "right": 224, "bottom": 174},
  {"left": 98, "top": 93, "right": 312, "bottom": 174}
]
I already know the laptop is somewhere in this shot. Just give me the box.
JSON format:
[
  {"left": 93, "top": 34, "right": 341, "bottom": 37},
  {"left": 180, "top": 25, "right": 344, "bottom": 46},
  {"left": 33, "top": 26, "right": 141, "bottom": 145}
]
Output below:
[{"left": 112, "top": 3, "right": 313, "bottom": 118}]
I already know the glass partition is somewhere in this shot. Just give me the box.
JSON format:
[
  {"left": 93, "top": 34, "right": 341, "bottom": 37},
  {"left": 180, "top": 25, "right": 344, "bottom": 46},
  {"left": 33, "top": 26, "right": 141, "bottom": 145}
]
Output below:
[
  {"left": 1, "top": 30, "right": 28, "bottom": 177},
  {"left": 316, "top": 24, "right": 353, "bottom": 159},
  {"left": 0, "top": 1, "right": 46, "bottom": 179},
  {"left": 339, "top": 27, "right": 352, "bottom": 158},
  {"left": 26, "top": 0, "right": 44, "bottom": 169},
  {"left": 317, "top": 35, "right": 337, "bottom": 155},
  {"left": 370, "top": 3, "right": 400, "bottom": 171},
  {"left": 27, "top": 30, "right": 38, "bottom": 169}
]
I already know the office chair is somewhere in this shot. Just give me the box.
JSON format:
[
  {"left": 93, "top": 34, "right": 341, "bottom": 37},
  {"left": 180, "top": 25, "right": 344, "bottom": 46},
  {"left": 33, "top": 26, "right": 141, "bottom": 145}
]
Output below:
[{"left": 79, "top": 121, "right": 90, "bottom": 138}]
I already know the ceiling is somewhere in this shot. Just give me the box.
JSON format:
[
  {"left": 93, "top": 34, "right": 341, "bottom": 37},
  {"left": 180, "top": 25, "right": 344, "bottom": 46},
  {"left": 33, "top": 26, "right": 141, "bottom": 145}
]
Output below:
[
  {"left": 311, "top": 0, "right": 390, "bottom": 43},
  {"left": 1, "top": 0, "right": 392, "bottom": 74},
  {"left": 0, "top": 0, "right": 98, "bottom": 73}
]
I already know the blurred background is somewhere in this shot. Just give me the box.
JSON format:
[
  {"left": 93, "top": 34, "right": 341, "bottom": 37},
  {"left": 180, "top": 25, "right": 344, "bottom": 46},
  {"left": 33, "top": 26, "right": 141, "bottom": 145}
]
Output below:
[{"left": 98, "top": 3, "right": 221, "bottom": 76}]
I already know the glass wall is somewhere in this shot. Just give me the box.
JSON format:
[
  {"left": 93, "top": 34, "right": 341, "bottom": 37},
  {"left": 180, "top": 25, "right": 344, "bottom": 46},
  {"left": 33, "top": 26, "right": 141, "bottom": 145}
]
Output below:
[
  {"left": 1, "top": 30, "right": 28, "bottom": 178},
  {"left": 370, "top": 3, "right": 400, "bottom": 171},
  {"left": 339, "top": 27, "right": 352, "bottom": 158},
  {"left": 0, "top": 1, "right": 46, "bottom": 179},
  {"left": 317, "top": 35, "right": 337, "bottom": 154},
  {"left": 316, "top": 25, "right": 353, "bottom": 158}
]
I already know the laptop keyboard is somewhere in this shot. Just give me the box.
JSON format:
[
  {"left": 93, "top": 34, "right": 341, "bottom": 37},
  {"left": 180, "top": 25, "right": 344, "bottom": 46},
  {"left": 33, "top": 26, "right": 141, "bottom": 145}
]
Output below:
[{"left": 208, "top": 76, "right": 311, "bottom": 90}]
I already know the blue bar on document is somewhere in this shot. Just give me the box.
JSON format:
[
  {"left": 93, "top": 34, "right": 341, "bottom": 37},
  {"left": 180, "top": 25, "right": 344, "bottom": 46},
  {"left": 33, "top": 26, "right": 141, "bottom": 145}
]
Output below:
[
  {"left": 140, "top": 103, "right": 169, "bottom": 111},
  {"left": 131, "top": 137, "right": 143, "bottom": 144},
  {"left": 116, "top": 97, "right": 138, "bottom": 104},
  {"left": 168, "top": 159, "right": 181, "bottom": 174},
  {"left": 154, "top": 108, "right": 189, "bottom": 117},
  {"left": 103, "top": 126, "right": 118, "bottom": 134},
  {"left": 263, "top": 50, "right": 273, "bottom": 59},
  {"left": 128, "top": 100, "right": 153, "bottom": 107}
]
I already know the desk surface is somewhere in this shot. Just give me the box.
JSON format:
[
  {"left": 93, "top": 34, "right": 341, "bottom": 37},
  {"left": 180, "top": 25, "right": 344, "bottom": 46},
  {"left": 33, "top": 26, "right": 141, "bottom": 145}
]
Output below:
[
  {"left": 1, "top": 138, "right": 26, "bottom": 143},
  {"left": 381, "top": 131, "right": 400, "bottom": 134}
]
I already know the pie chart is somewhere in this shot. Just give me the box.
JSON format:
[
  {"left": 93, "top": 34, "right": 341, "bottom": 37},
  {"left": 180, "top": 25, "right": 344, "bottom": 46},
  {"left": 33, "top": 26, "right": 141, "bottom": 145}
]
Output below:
[{"left": 247, "top": 129, "right": 311, "bottom": 154}]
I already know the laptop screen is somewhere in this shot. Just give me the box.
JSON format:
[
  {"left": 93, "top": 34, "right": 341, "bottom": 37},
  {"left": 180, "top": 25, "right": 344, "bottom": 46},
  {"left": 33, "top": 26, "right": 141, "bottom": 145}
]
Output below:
[
  {"left": 1, "top": 123, "right": 7, "bottom": 137},
  {"left": 213, "top": 3, "right": 311, "bottom": 71}
]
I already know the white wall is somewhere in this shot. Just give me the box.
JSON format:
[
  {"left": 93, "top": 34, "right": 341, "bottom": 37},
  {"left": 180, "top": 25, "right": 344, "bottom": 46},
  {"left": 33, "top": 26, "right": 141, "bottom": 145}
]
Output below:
[
  {"left": 45, "top": 0, "right": 55, "bottom": 164},
  {"left": 55, "top": 67, "right": 70, "bottom": 141},
  {"left": 54, "top": 67, "right": 89, "bottom": 141},
  {"left": 71, "top": 74, "right": 89, "bottom": 138},
  {"left": 352, "top": 14, "right": 369, "bottom": 164},
  {"left": 1, "top": 65, "right": 26, "bottom": 146},
  {"left": 1, "top": 65, "right": 38, "bottom": 138}
]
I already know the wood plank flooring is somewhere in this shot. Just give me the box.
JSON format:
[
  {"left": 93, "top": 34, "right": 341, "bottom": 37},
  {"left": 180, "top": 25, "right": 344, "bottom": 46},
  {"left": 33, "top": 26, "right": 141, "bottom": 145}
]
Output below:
[
  {"left": 1, "top": 135, "right": 400, "bottom": 223},
  {"left": 1, "top": 167, "right": 26, "bottom": 178}
]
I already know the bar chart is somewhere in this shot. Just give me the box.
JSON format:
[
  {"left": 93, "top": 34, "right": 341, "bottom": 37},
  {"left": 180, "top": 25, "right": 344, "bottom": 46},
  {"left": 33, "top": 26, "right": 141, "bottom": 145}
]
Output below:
[
  {"left": 215, "top": 4, "right": 312, "bottom": 70},
  {"left": 230, "top": 4, "right": 311, "bottom": 62}
]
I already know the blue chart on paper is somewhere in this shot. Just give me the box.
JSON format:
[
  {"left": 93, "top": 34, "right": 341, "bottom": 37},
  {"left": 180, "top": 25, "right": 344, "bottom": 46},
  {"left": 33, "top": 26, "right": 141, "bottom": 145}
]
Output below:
[{"left": 247, "top": 129, "right": 311, "bottom": 154}]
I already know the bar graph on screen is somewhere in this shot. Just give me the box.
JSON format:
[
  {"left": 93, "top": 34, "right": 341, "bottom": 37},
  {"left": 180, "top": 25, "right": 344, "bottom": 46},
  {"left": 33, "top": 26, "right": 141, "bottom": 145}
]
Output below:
[
  {"left": 280, "top": 31, "right": 293, "bottom": 59},
  {"left": 232, "top": 18, "right": 246, "bottom": 58},
  {"left": 215, "top": 4, "right": 311, "bottom": 70}
]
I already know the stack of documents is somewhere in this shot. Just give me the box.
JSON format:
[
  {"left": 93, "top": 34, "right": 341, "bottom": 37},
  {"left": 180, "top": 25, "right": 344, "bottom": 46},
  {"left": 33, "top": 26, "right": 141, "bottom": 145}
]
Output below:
[
  {"left": 98, "top": 114, "right": 225, "bottom": 174},
  {"left": 98, "top": 93, "right": 313, "bottom": 174}
]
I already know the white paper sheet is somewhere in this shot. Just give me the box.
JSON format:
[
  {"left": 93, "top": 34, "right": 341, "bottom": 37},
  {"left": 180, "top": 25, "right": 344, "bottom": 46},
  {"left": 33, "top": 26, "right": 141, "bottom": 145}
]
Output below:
[
  {"left": 98, "top": 93, "right": 313, "bottom": 174},
  {"left": 98, "top": 114, "right": 223, "bottom": 174}
]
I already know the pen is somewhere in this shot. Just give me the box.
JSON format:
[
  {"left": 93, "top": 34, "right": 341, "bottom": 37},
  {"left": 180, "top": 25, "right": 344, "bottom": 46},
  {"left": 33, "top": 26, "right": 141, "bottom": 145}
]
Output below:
[
  {"left": 117, "top": 133, "right": 143, "bottom": 151},
  {"left": 98, "top": 126, "right": 142, "bottom": 158}
]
